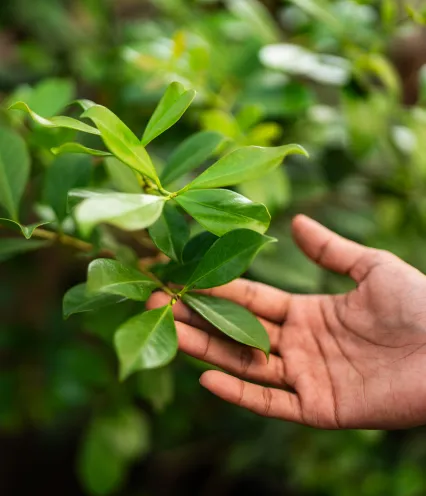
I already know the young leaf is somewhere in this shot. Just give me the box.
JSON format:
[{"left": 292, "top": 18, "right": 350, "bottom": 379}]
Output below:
[
  {"left": 105, "top": 157, "right": 141, "bottom": 193},
  {"left": 0, "top": 238, "right": 48, "bottom": 263},
  {"left": 175, "top": 189, "right": 270, "bottom": 236},
  {"left": 183, "top": 293, "right": 270, "bottom": 356},
  {"left": 160, "top": 131, "right": 225, "bottom": 186},
  {"left": 162, "top": 231, "right": 218, "bottom": 284},
  {"left": 188, "top": 144, "right": 308, "bottom": 190},
  {"left": 51, "top": 142, "right": 112, "bottom": 157},
  {"left": 43, "top": 155, "right": 92, "bottom": 223},
  {"left": 87, "top": 259, "right": 159, "bottom": 301},
  {"left": 8, "top": 102, "right": 100, "bottom": 135},
  {"left": 0, "top": 219, "right": 50, "bottom": 239},
  {"left": 63, "top": 283, "right": 123, "bottom": 319},
  {"left": 148, "top": 202, "right": 189, "bottom": 262},
  {"left": 75, "top": 193, "right": 165, "bottom": 237},
  {"left": 0, "top": 126, "right": 30, "bottom": 220},
  {"left": 185, "top": 229, "right": 275, "bottom": 290},
  {"left": 115, "top": 305, "right": 178, "bottom": 379},
  {"left": 141, "top": 82, "right": 196, "bottom": 145},
  {"left": 81, "top": 105, "right": 157, "bottom": 180}
]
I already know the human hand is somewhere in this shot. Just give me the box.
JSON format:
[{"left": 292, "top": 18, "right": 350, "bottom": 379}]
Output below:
[{"left": 148, "top": 215, "right": 426, "bottom": 429}]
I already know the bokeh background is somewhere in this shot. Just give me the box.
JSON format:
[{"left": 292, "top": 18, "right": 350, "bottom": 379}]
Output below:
[{"left": 1, "top": 0, "right": 426, "bottom": 494}]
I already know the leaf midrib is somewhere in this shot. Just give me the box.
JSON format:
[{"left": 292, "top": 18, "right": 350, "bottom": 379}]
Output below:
[
  {"left": 179, "top": 196, "right": 266, "bottom": 224},
  {"left": 185, "top": 295, "right": 259, "bottom": 347},
  {"left": 188, "top": 239, "right": 266, "bottom": 287}
]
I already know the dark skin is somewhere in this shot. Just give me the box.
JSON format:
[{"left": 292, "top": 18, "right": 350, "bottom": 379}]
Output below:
[{"left": 148, "top": 215, "right": 426, "bottom": 429}]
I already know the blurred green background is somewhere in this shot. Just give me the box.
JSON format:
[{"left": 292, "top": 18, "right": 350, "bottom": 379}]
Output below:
[{"left": 1, "top": 0, "right": 426, "bottom": 494}]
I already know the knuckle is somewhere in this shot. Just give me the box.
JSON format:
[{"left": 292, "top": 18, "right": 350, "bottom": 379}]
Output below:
[{"left": 262, "top": 387, "right": 273, "bottom": 416}]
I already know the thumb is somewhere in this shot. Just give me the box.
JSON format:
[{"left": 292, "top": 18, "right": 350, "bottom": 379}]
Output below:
[{"left": 292, "top": 215, "right": 375, "bottom": 283}]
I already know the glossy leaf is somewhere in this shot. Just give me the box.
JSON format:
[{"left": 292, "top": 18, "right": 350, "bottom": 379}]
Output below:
[
  {"left": 185, "top": 229, "right": 275, "bottom": 290},
  {"left": 81, "top": 105, "right": 157, "bottom": 180},
  {"left": 0, "top": 238, "right": 48, "bottom": 263},
  {"left": 43, "top": 155, "right": 92, "bottom": 223},
  {"left": 8, "top": 102, "right": 100, "bottom": 135},
  {"left": 160, "top": 131, "right": 225, "bottom": 186},
  {"left": 63, "top": 283, "right": 123, "bottom": 319},
  {"left": 148, "top": 202, "right": 189, "bottom": 262},
  {"left": 0, "top": 127, "right": 30, "bottom": 220},
  {"left": 115, "top": 305, "right": 178, "bottom": 379},
  {"left": 51, "top": 142, "right": 112, "bottom": 157},
  {"left": 0, "top": 219, "right": 50, "bottom": 239},
  {"left": 87, "top": 259, "right": 159, "bottom": 301},
  {"left": 141, "top": 82, "right": 196, "bottom": 145},
  {"left": 175, "top": 189, "right": 270, "bottom": 236},
  {"left": 105, "top": 158, "right": 141, "bottom": 193},
  {"left": 75, "top": 193, "right": 165, "bottom": 237},
  {"left": 163, "top": 231, "right": 218, "bottom": 284},
  {"left": 183, "top": 293, "right": 270, "bottom": 355},
  {"left": 188, "top": 144, "right": 308, "bottom": 190}
]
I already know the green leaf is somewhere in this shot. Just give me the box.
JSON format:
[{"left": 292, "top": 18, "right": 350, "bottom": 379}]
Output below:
[
  {"left": 160, "top": 131, "right": 225, "bottom": 186},
  {"left": 141, "top": 82, "right": 196, "bottom": 145},
  {"left": 137, "top": 367, "right": 174, "bottom": 412},
  {"left": 185, "top": 229, "right": 275, "bottom": 290},
  {"left": 183, "top": 293, "right": 270, "bottom": 355},
  {"left": 78, "top": 408, "right": 150, "bottom": 496},
  {"left": 8, "top": 102, "right": 100, "bottom": 135},
  {"left": 115, "top": 305, "right": 178, "bottom": 379},
  {"left": 175, "top": 189, "right": 270, "bottom": 236},
  {"left": 105, "top": 157, "right": 141, "bottom": 193},
  {"left": 63, "top": 283, "right": 123, "bottom": 319},
  {"left": 162, "top": 231, "right": 218, "bottom": 284},
  {"left": 238, "top": 168, "right": 291, "bottom": 215},
  {"left": 51, "top": 142, "right": 112, "bottom": 157},
  {"left": 148, "top": 202, "right": 189, "bottom": 262},
  {"left": 25, "top": 78, "right": 75, "bottom": 117},
  {"left": 188, "top": 144, "right": 308, "bottom": 190},
  {"left": 0, "top": 219, "right": 50, "bottom": 239},
  {"left": 82, "top": 104, "right": 157, "bottom": 180},
  {"left": 43, "top": 155, "right": 92, "bottom": 223},
  {"left": 87, "top": 259, "right": 160, "bottom": 301},
  {"left": 0, "top": 126, "right": 31, "bottom": 220},
  {"left": 74, "top": 193, "right": 165, "bottom": 237},
  {"left": 0, "top": 238, "right": 48, "bottom": 263}
]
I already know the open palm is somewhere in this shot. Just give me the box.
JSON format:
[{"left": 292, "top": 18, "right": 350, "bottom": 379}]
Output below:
[{"left": 148, "top": 215, "right": 426, "bottom": 429}]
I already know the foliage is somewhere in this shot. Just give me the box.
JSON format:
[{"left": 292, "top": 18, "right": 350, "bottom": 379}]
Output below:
[{"left": 1, "top": 0, "right": 426, "bottom": 495}]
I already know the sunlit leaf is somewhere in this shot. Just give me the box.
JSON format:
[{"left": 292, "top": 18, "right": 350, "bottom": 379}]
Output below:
[
  {"left": 9, "top": 102, "right": 100, "bottom": 135},
  {"left": 87, "top": 259, "right": 159, "bottom": 301},
  {"left": 51, "top": 142, "right": 112, "bottom": 157},
  {"left": 0, "top": 219, "right": 50, "bottom": 239},
  {"left": 75, "top": 193, "right": 165, "bottom": 237},
  {"left": 176, "top": 189, "right": 270, "bottom": 236},
  {"left": 141, "top": 82, "right": 196, "bottom": 145},
  {"left": 81, "top": 105, "right": 158, "bottom": 180},
  {"left": 188, "top": 144, "right": 308, "bottom": 189}
]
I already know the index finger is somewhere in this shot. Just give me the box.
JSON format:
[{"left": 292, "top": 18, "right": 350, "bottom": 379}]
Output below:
[{"left": 201, "top": 279, "right": 291, "bottom": 323}]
